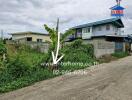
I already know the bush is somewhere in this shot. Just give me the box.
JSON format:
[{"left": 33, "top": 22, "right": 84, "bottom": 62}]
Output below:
[
  {"left": 0, "top": 44, "right": 55, "bottom": 93},
  {"left": 0, "top": 39, "right": 97, "bottom": 93},
  {"left": 0, "top": 56, "right": 30, "bottom": 87},
  {"left": 7, "top": 43, "right": 49, "bottom": 68},
  {"left": 0, "top": 68, "right": 55, "bottom": 93},
  {"left": 6, "top": 56, "right": 31, "bottom": 79},
  {"left": 61, "top": 39, "right": 95, "bottom": 63},
  {"left": 0, "top": 41, "right": 6, "bottom": 55},
  {"left": 59, "top": 39, "right": 96, "bottom": 71},
  {"left": 0, "top": 55, "right": 55, "bottom": 93},
  {"left": 111, "top": 51, "right": 129, "bottom": 58}
]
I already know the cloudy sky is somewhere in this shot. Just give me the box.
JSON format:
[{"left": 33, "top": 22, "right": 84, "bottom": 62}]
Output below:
[{"left": 0, "top": 0, "right": 132, "bottom": 37}]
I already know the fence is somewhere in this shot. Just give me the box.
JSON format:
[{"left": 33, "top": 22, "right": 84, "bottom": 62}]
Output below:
[{"left": 6, "top": 40, "right": 50, "bottom": 53}]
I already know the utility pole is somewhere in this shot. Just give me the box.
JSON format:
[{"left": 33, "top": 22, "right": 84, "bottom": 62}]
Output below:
[{"left": 51, "top": 18, "right": 64, "bottom": 67}]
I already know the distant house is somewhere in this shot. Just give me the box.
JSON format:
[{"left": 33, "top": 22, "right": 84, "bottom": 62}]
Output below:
[
  {"left": 68, "top": 18, "right": 126, "bottom": 58},
  {"left": 11, "top": 31, "right": 51, "bottom": 43},
  {"left": 9, "top": 31, "right": 51, "bottom": 53}
]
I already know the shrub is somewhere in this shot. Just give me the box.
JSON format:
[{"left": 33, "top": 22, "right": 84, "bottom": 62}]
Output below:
[
  {"left": 6, "top": 56, "right": 31, "bottom": 79},
  {"left": 0, "top": 56, "right": 56, "bottom": 93},
  {"left": 0, "top": 39, "right": 97, "bottom": 93},
  {"left": 0, "top": 41, "right": 6, "bottom": 55},
  {"left": 111, "top": 51, "right": 129, "bottom": 58},
  {"left": 0, "top": 44, "right": 55, "bottom": 93},
  {"left": 0, "top": 58, "right": 30, "bottom": 84},
  {"left": 0, "top": 67, "right": 55, "bottom": 93},
  {"left": 61, "top": 39, "right": 95, "bottom": 63}
]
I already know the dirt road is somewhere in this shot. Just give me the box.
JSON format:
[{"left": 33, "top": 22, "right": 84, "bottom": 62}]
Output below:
[{"left": 1, "top": 56, "right": 132, "bottom": 100}]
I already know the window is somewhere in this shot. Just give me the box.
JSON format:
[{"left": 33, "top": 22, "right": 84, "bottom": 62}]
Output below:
[
  {"left": 37, "top": 39, "right": 43, "bottom": 42},
  {"left": 76, "top": 29, "right": 82, "bottom": 38},
  {"left": 27, "top": 37, "right": 32, "bottom": 41},
  {"left": 83, "top": 27, "right": 90, "bottom": 33},
  {"left": 106, "top": 25, "right": 110, "bottom": 30},
  {"left": 77, "top": 29, "right": 82, "bottom": 33},
  {"left": 98, "top": 26, "right": 102, "bottom": 31}
]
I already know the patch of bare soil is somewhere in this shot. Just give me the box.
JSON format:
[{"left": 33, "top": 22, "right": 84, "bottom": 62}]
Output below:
[{"left": 97, "top": 54, "right": 118, "bottom": 63}]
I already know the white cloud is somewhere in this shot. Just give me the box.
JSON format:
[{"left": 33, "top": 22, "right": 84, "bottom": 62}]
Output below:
[{"left": 0, "top": 0, "right": 132, "bottom": 37}]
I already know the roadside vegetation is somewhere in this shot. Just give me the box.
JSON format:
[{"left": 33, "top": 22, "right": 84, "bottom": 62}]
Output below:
[
  {"left": 0, "top": 41, "right": 55, "bottom": 93},
  {"left": 1, "top": 21, "right": 128, "bottom": 93},
  {"left": 111, "top": 51, "right": 129, "bottom": 58},
  {"left": 0, "top": 37, "right": 129, "bottom": 93},
  {"left": 98, "top": 51, "right": 129, "bottom": 63},
  {"left": 60, "top": 39, "right": 96, "bottom": 71},
  {"left": 0, "top": 35, "right": 96, "bottom": 93}
]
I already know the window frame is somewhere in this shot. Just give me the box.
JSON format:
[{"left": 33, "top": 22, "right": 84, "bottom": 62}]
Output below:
[
  {"left": 106, "top": 24, "right": 110, "bottom": 31},
  {"left": 82, "top": 27, "right": 91, "bottom": 33},
  {"left": 37, "top": 39, "right": 43, "bottom": 42},
  {"left": 27, "top": 37, "right": 32, "bottom": 41}
]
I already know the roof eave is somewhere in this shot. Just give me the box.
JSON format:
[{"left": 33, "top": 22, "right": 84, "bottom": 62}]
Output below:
[{"left": 10, "top": 32, "right": 49, "bottom": 36}]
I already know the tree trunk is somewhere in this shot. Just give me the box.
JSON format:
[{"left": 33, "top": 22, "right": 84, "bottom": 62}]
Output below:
[{"left": 50, "top": 64, "right": 59, "bottom": 71}]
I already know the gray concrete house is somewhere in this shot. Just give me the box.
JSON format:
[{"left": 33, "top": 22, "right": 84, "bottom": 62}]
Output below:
[
  {"left": 67, "top": 18, "right": 125, "bottom": 58},
  {"left": 11, "top": 31, "right": 51, "bottom": 43},
  {"left": 8, "top": 32, "right": 51, "bottom": 53}
]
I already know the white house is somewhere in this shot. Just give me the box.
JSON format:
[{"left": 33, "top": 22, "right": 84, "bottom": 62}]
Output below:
[{"left": 68, "top": 18, "right": 125, "bottom": 58}]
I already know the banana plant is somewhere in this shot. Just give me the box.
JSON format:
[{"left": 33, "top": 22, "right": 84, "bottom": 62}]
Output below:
[{"left": 44, "top": 19, "right": 75, "bottom": 68}]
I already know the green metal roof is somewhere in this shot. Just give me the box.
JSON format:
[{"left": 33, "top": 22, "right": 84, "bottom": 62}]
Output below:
[{"left": 72, "top": 18, "right": 124, "bottom": 29}]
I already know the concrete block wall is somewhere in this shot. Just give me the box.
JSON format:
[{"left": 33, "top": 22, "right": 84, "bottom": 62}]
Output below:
[
  {"left": 93, "top": 38, "right": 115, "bottom": 58},
  {"left": 83, "top": 38, "right": 115, "bottom": 58}
]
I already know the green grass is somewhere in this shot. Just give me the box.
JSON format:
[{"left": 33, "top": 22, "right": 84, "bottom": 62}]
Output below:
[
  {"left": 0, "top": 44, "right": 52, "bottom": 93},
  {"left": 0, "top": 68, "right": 56, "bottom": 93},
  {"left": 6, "top": 44, "right": 48, "bottom": 67},
  {"left": 111, "top": 51, "right": 129, "bottom": 58},
  {"left": 0, "top": 40, "right": 97, "bottom": 93},
  {"left": 16, "top": 51, "right": 48, "bottom": 67},
  {"left": 0, "top": 40, "right": 129, "bottom": 93}
]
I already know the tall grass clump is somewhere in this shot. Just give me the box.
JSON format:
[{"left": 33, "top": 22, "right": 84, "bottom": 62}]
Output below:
[{"left": 112, "top": 51, "right": 129, "bottom": 58}]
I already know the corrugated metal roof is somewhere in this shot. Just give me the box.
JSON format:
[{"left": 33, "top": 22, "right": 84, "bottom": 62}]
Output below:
[{"left": 72, "top": 18, "right": 124, "bottom": 29}]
